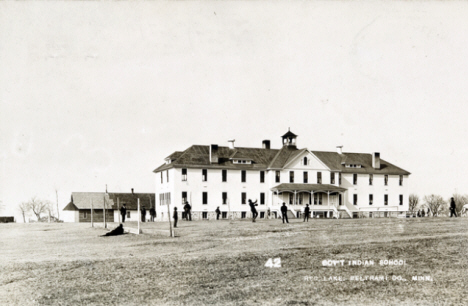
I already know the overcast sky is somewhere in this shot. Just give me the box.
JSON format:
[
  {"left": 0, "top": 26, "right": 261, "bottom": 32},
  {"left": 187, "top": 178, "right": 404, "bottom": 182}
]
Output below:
[{"left": 1, "top": 1, "right": 468, "bottom": 220}]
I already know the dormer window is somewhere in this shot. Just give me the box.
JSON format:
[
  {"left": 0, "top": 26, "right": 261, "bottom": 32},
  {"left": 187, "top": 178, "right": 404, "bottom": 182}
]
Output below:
[
  {"left": 345, "top": 164, "right": 362, "bottom": 168},
  {"left": 303, "top": 157, "right": 308, "bottom": 165},
  {"left": 233, "top": 159, "right": 252, "bottom": 164}
]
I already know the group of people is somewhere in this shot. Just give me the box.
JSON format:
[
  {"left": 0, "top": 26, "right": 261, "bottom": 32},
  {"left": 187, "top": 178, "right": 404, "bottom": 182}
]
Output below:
[
  {"left": 173, "top": 202, "right": 192, "bottom": 228},
  {"left": 119, "top": 204, "right": 157, "bottom": 223}
]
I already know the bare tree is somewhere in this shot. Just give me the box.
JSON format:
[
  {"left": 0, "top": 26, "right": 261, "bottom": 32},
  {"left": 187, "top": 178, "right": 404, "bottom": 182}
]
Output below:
[
  {"left": 27, "top": 197, "right": 49, "bottom": 221},
  {"left": 423, "top": 194, "right": 446, "bottom": 217},
  {"left": 408, "top": 194, "right": 419, "bottom": 216},
  {"left": 452, "top": 193, "right": 468, "bottom": 215},
  {"left": 17, "top": 202, "right": 30, "bottom": 223}
]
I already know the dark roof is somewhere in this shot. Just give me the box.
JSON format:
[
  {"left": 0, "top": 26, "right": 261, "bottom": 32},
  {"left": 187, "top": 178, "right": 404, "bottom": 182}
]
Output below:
[
  {"left": 282, "top": 130, "right": 297, "bottom": 138},
  {"left": 311, "top": 151, "right": 411, "bottom": 175},
  {"left": 153, "top": 145, "right": 410, "bottom": 175},
  {"left": 154, "top": 145, "right": 281, "bottom": 172},
  {"left": 271, "top": 183, "right": 347, "bottom": 193},
  {"left": 64, "top": 192, "right": 155, "bottom": 211}
]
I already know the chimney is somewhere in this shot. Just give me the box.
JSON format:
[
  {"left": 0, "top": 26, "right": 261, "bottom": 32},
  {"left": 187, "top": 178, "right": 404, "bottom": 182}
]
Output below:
[
  {"left": 262, "top": 140, "right": 271, "bottom": 149},
  {"left": 131, "top": 188, "right": 134, "bottom": 194},
  {"left": 228, "top": 139, "right": 235, "bottom": 149},
  {"left": 336, "top": 146, "right": 343, "bottom": 154},
  {"left": 210, "top": 144, "right": 219, "bottom": 163},
  {"left": 372, "top": 152, "right": 380, "bottom": 169}
]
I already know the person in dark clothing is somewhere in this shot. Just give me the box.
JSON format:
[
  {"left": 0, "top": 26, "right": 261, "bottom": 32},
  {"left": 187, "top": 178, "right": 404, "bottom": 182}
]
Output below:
[
  {"left": 450, "top": 197, "right": 457, "bottom": 217},
  {"left": 421, "top": 208, "right": 425, "bottom": 217},
  {"left": 141, "top": 206, "right": 146, "bottom": 222},
  {"left": 215, "top": 207, "right": 221, "bottom": 220},
  {"left": 173, "top": 207, "right": 178, "bottom": 228},
  {"left": 184, "top": 202, "right": 192, "bottom": 221},
  {"left": 150, "top": 207, "right": 156, "bottom": 222},
  {"left": 417, "top": 209, "right": 421, "bottom": 217},
  {"left": 248, "top": 199, "right": 258, "bottom": 222},
  {"left": 120, "top": 204, "right": 127, "bottom": 223},
  {"left": 281, "top": 202, "right": 289, "bottom": 223},
  {"left": 101, "top": 224, "right": 124, "bottom": 237},
  {"left": 304, "top": 204, "right": 310, "bottom": 222}
]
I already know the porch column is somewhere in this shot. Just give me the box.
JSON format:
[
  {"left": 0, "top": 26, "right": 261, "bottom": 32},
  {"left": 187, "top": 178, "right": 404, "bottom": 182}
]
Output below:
[{"left": 294, "top": 191, "right": 297, "bottom": 206}]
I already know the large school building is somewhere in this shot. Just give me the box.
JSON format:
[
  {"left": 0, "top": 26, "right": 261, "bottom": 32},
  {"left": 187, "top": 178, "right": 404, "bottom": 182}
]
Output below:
[{"left": 153, "top": 130, "right": 410, "bottom": 220}]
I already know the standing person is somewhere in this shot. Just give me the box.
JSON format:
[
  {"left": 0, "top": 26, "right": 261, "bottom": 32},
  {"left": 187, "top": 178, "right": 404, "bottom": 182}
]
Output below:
[
  {"left": 184, "top": 202, "right": 192, "bottom": 221},
  {"left": 141, "top": 206, "right": 146, "bottom": 222},
  {"left": 304, "top": 204, "right": 310, "bottom": 222},
  {"left": 173, "top": 207, "right": 178, "bottom": 228},
  {"left": 281, "top": 202, "right": 289, "bottom": 223},
  {"left": 120, "top": 204, "right": 127, "bottom": 223},
  {"left": 450, "top": 197, "right": 457, "bottom": 217},
  {"left": 417, "top": 209, "right": 421, "bottom": 218},
  {"left": 421, "top": 208, "right": 425, "bottom": 217},
  {"left": 215, "top": 207, "right": 221, "bottom": 220},
  {"left": 248, "top": 199, "right": 258, "bottom": 222},
  {"left": 150, "top": 207, "right": 156, "bottom": 222},
  {"left": 267, "top": 208, "right": 271, "bottom": 220}
]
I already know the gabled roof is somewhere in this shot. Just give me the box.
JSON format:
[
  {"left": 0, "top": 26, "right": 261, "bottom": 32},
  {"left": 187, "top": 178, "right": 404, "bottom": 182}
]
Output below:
[
  {"left": 153, "top": 145, "right": 410, "bottom": 175},
  {"left": 64, "top": 192, "right": 155, "bottom": 211},
  {"left": 311, "top": 151, "right": 411, "bottom": 175}
]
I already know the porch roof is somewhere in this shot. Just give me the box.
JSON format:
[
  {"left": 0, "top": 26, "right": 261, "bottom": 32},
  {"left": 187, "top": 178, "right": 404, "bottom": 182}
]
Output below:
[{"left": 271, "top": 183, "right": 346, "bottom": 193}]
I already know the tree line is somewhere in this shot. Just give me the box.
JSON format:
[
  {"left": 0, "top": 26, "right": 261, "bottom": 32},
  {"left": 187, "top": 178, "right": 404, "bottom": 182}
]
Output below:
[
  {"left": 17, "top": 197, "right": 59, "bottom": 223},
  {"left": 409, "top": 193, "right": 467, "bottom": 217}
]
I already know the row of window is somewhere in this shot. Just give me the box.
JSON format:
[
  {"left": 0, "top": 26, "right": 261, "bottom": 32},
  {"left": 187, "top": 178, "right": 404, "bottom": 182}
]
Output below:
[
  {"left": 353, "top": 174, "right": 404, "bottom": 186},
  {"left": 181, "top": 191, "right": 266, "bottom": 205},
  {"left": 353, "top": 194, "right": 404, "bottom": 206},
  {"left": 161, "top": 169, "right": 404, "bottom": 186}
]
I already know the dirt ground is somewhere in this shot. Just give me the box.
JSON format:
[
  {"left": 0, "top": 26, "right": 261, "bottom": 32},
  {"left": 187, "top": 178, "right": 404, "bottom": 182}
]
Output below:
[{"left": 1, "top": 217, "right": 467, "bottom": 305}]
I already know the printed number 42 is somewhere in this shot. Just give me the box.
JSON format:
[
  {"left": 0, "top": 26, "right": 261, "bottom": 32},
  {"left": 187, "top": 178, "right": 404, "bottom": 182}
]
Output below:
[{"left": 265, "top": 258, "right": 281, "bottom": 268}]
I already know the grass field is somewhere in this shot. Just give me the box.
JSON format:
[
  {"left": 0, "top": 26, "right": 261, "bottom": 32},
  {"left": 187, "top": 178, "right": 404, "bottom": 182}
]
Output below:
[{"left": 1, "top": 217, "right": 468, "bottom": 305}]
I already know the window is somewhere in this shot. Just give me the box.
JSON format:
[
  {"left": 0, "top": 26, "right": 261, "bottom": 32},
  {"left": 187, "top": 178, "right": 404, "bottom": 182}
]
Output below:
[
  {"left": 241, "top": 192, "right": 246, "bottom": 204},
  {"left": 202, "top": 192, "right": 208, "bottom": 205},
  {"left": 289, "top": 193, "right": 294, "bottom": 204},
  {"left": 330, "top": 172, "right": 335, "bottom": 184},
  {"left": 399, "top": 175, "right": 403, "bottom": 186},
  {"left": 241, "top": 212, "right": 246, "bottom": 219},
  {"left": 260, "top": 212, "right": 265, "bottom": 219},
  {"left": 384, "top": 194, "right": 388, "bottom": 205},
  {"left": 309, "top": 193, "right": 312, "bottom": 204},
  {"left": 384, "top": 175, "right": 388, "bottom": 186},
  {"left": 290, "top": 171, "right": 294, "bottom": 183},
  {"left": 303, "top": 157, "right": 308, "bottom": 165},
  {"left": 353, "top": 194, "right": 358, "bottom": 205},
  {"left": 339, "top": 194, "right": 342, "bottom": 206},
  {"left": 202, "top": 169, "right": 207, "bottom": 182},
  {"left": 182, "top": 168, "right": 187, "bottom": 181},
  {"left": 222, "top": 212, "right": 227, "bottom": 219},
  {"left": 369, "top": 174, "right": 373, "bottom": 186},
  {"left": 303, "top": 172, "right": 308, "bottom": 183},
  {"left": 83, "top": 211, "right": 87, "bottom": 219},
  {"left": 260, "top": 171, "right": 265, "bottom": 183},
  {"left": 127, "top": 211, "right": 130, "bottom": 218},
  {"left": 275, "top": 171, "right": 280, "bottom": 183},
  {"left": 260, "top": 193, "right": 265, "bottom": 205},
  {"left": 399, "top": 195, "right": 403, "bottom": 205},
  {"left": 353, "top": 174, "right": 357, "bottom": 185},
  {"left": 339, "top": 173, "right": 342, "bottom": 185},
  {"left": 182, "top": 191, "right": 187, "bottom": 204},
  {"left": 222, "top": 192, "right": 227, "bottom": 205},
  {"left": 222, "top": 170, "right": 227, "bottom": 182},
  {"left": 369, "top": 194, "right": 373, "bottom": 205},
  {"left": 317, "top": 172, "right": 322, "bottom": 184},
  {"left": 241, "top": 170, "right": 246, "bottom": 183},
  {"left": 161, "top": 172, "right": 163, "bottom": 184},
  {"left": 202, "top": 212, "right": 208, "bottom": 219},
  {"left": 298, "top": 193, "right": 303, "bottom": 205},
  {"left": 314, "top": 193, "right": 322, "bottom": 205},
  {"left": 166, "top": 170, "right": 169, "bottom": 183}
]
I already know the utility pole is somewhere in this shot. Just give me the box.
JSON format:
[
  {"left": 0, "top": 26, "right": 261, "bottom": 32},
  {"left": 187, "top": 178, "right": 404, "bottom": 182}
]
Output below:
[
  {"left": 91, "top": 199, "right": 94, "bottom": 227},
  {"left": 56, "top": 189, "right": 60, "bottom": 220}
]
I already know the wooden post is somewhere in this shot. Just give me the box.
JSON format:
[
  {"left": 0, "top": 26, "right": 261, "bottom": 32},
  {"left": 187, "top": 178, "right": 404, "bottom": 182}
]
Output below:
[
  {"left": 117, "top": 197, "right": 120, "bottom": 223},
  {"left": 91, "top": 199, "right": 94, "bottom": 227},
  {"left": 166, "top": 201, "right": 173, "bottom": 237},
  {"left": 137, "top": 198, "right": 140, "bottom": 235},
  {"left": 56, "top": 189, "right": 60, "bottom": 221},
  {"left": 103, "top": 195, "right": 107, "bottom": 229}
]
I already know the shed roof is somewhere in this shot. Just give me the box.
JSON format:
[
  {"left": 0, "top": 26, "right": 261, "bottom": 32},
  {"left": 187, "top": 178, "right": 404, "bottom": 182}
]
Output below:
[{"left": 64, "top": 192, "right": 156, "bottom": 211}]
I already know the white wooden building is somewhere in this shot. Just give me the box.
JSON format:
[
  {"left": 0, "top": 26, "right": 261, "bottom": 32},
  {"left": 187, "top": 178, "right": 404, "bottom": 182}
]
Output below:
[{"left": 153, "top": 130, "right": 410, "bottom": 220}]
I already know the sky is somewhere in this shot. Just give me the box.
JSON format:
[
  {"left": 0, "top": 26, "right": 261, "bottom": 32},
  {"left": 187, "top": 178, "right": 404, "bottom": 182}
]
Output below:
[{"left": 1, "top": 1, "right": 468, "bottom": 220}]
